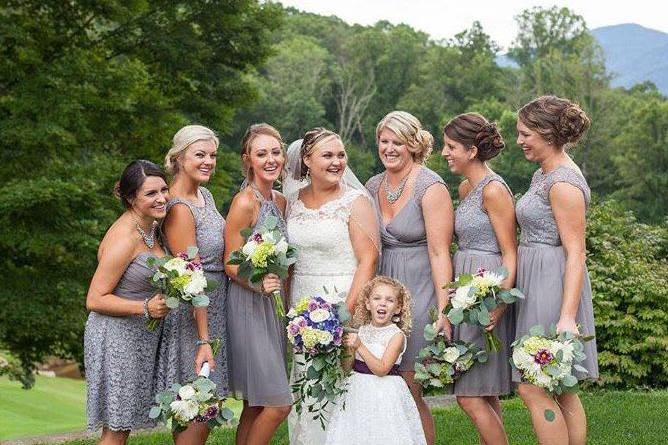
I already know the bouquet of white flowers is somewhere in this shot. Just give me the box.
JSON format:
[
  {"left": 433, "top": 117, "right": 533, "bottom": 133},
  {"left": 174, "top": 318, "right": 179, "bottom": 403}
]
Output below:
[
  {"left": 414, "top": 322, "right": 488, "bottom": 389},
  {"left": 149, "top": 362, "right": 233, "bottom": 432},
  {"left": 145, "top": 246, "right": 217, "bottom": 331},
  {"left": 227, "top": 215, "right": 297, "bottom": 320},
  {"left": 287, "top": 289, "right": 351, "bottom": 429},
  {"left": 444, "top": 267, "right": 523, "bottom": 352}
]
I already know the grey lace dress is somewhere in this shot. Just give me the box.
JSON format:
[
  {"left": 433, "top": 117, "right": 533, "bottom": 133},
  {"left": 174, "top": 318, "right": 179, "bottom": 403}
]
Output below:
[
  {"left": 84, "top": 251, "right": 162, "bottom": 431},
  {"left": 156, "top": 187, "right": 228, "bottom": 395},
  {"left": 453, "top": 173, "right": 514, "bottom": 396},
  {"left": 366, "top": 166, "right": 449, "bottom": 371},
  {"left": 513, "top": 166, "right": 599, "bottom": 382},
  {"left": 226, "top": 193, "right": 292, "bottom": 407}
]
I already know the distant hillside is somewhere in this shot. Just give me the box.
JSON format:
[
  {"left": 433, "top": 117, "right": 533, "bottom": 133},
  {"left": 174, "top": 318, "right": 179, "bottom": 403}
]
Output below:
[{"left": 495, "top": 23, "right": 668, "bottom": 95}]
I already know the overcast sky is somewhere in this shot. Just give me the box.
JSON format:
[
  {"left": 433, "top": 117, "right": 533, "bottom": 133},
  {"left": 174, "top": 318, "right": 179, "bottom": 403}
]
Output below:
[{"left": 278, "top": 0, "right": 668, "bottom": 50}]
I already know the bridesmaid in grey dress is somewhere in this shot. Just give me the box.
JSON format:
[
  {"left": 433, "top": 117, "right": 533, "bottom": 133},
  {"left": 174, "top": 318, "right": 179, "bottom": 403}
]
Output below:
[
  {"left": 84, "top": 160, "right": 170, "bottom": 444},
  {"left": 442, "top": 113, "right": 517, "bottom": 445},
  {"left": 158, "top": 125, "right": 228, "bottom": 445},
  {"left": 366, "top": 111, "right": 453, "bottom": 445},
  {"left": 224, "top": 124, "right": 292, "bottom": 445},
  {"left": 514, "top": 96, "right": 599, "bottom": 445}
]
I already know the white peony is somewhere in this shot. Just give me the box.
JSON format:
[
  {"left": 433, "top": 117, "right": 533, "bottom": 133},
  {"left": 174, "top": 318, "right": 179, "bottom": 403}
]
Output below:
[
  {"left": 451, "top": 286, "right": 476, "bottom": 309},
  {"left": 553, "top": 340, "right": 575, "bottom": 363},
  {"left": 178, "top": 385, "right": 196, "bottom": 400},
  {"left": 262, "top": 231, "right": 276, "bottom": 244},
  {"left": 164, "top": 258, "right": 188, "bottom": 274},
  {"left": 309, "top": 308, "right": 331, "bottom": 323},
  {"left": 512, "top": 347, "right": 533, "bottom": 369},
  {"left": 170, "top": 399, "right": 199, "bottom": 421},
  {"left": 242, "top": 240, "right": 258, "bottom": 256},
  {"left": 274, "top": 238, "right": 289, "bottom": 255},
  {"left": 318, "top": 330, "right": 334, "bottom": 345},
  {"left": 443, "top": 346, "right": 461, "bottom": 363},
  {"left": 183, "top": 272, "right": 207, "bottom": 295}
]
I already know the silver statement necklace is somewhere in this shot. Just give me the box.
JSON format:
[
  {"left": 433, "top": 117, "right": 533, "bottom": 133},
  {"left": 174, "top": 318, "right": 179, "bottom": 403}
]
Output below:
[
  {"left": 383, "top": 168, "right": 413, "bottom": 204},
  {"left": 132, "top": 215, "right": 157, "bottom": 248}
]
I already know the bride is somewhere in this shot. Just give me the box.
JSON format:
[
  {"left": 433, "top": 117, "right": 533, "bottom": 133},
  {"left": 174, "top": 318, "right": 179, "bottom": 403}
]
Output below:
[{"left": 284, "top": 128, "right": 379, "bottom": 445}]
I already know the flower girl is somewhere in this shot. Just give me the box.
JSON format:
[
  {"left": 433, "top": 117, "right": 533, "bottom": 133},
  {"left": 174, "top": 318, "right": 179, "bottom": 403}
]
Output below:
[{"left": 325, "top": 276, "right": 427, "bottom": 445}]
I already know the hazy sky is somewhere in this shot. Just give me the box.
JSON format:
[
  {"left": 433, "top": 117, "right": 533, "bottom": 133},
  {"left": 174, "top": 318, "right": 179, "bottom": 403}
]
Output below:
[{"left": 278, "top": 0, "right": 668, "bottom": 50}]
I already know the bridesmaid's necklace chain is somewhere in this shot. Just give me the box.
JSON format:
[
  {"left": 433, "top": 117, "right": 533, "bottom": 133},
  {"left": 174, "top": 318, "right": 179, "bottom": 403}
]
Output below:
[
  {"left": 131, "top": 214, "right": 157, "bottom": 248},
  {"left": 383, "top": 167, "right": 413, "bottom": 204}
]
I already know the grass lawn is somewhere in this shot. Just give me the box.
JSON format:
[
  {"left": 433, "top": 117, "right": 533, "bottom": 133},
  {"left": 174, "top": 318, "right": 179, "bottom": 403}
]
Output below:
[{"left": 3, "top": 376, "right": 667, "bottom": 444}]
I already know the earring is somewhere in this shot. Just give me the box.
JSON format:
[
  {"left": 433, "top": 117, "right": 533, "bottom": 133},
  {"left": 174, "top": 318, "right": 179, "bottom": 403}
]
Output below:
[{"left": 392, "top": 314, "right": 401, "bottom": 323}]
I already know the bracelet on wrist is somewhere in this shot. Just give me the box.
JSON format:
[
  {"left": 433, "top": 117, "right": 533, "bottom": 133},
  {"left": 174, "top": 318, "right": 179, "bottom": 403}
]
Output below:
[
  {"left": 196, "top": 339, "right": 211, "bottom": 347},
  {"left": 143, "top": 298, "right": 151, "bottom": 320}
]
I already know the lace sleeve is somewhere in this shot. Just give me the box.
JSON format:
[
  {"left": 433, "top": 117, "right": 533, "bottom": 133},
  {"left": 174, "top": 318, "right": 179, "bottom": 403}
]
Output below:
[
  {"left": 542, "top": 168, "right": 591, "bottom": 208},
  {"left": 348, "top": 192, "right": 381, "bottom": 254},
  {"left": 414, "top": 167, "right": 448, "bottom": 207}
]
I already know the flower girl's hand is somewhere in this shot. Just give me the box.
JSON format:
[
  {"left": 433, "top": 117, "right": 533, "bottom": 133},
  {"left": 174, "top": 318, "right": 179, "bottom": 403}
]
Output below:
[
  {"left": 147, "top": 293, "right": 169, "bottom": 319},
  {"left": 434, "top": 314, "right": 452, "bottom": 341},
  {"left": 344, "top": 333, "right": 361, "bottom": 350},
  {"left": 556, "top": 317, "right": 579, "bottom": 336},
  {"left": 195, "top": 343, "right": 215, "bottom": 374},
  {"left": 261, "top": 274, "right": 281, "bottom": 295}
]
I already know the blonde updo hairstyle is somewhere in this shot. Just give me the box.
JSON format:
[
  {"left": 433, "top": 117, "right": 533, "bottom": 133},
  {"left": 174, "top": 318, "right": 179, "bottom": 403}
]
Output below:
[
  {"left": 165, "top": 125, "right": 219, "bottom": 175},
  {"left": 376, "top": 111, "right": 434, "bottom": 164},
  {"left": 518, "top": 95, "right": 591, "bottom": 149},
  {"left": 353, "top": 276, "right": 413, "bottom": 335},
  {"left": 240, "top": 123, "right": 284, "bottom": 181},
  {"left": 443, "top": 112, "right": 505, "bottom": 161},
  {"left": 299, "top": 127, "right": 342, "bottom": 179}
]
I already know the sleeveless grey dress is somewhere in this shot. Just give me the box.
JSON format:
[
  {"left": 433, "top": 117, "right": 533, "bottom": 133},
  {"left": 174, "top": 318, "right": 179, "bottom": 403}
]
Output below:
[
  {"left": 513, "top": 166, "right": 599, "bottom": 382},
  {"left": 226, "top": 194, "right": 292, "bottom": 406},
  {"left": 453, "top": 173, "right": 514, "bottom": 396},
  {"left": 156, "top": 187, "right": 228, "bottom": 395},
  {"left": 84, "top": 251, "right": 162, "bottom": 431},
  {"left": 367, "top": 166, "right": 448, "bottom": 371}
]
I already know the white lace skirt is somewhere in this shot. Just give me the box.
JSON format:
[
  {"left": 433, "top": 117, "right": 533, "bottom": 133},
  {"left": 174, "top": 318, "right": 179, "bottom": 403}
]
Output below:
[{"left": 325, "top": 372, "right": 427, "bottom": 445}]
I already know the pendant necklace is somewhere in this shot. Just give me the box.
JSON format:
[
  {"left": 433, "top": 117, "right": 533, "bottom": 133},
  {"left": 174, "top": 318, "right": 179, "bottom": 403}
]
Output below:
[
  {"left": 132, "top": 214, "right": 157, "bottom": 248},
  {"left": 383, "top": 167, "right": 413, "bottom": 204}
]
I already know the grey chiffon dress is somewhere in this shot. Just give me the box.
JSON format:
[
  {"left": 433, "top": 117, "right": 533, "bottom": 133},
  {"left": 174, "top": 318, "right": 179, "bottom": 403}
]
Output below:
[
  {"left": 513, "top": 166, "right": 599, "bottom": 382},
  {"left": 367, "top": 166, "right": 449, "bottom": 371},
  {"left": 84, "top": 251, "right": 162, "bottom": 431},
  {"left": 452, "top": 173, "right": 514, "bottom": 396},
  {"left": 226, "top": 193, "right": 292, "bottom": 407},
  {"left": 156, "top": 187, "right": 229, "bottom": 395}
]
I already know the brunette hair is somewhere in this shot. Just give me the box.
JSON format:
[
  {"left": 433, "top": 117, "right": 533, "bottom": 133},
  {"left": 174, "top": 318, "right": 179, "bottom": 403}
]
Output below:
[
  {"left": 443, "top": 112, "right": 505, "bottom": 161},
  {"left": 518, "top": 95, "right": 590, "bottom": 148},
  {"left": 114, "top": 160, "right": 166, "bottom": 209},
  {"left": 299, "top": 127, "right": 342, "bottom": 179}
]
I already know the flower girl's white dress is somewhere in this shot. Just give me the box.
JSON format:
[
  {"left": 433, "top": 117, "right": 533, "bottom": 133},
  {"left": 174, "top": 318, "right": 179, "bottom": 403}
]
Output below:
[{"left": 325, "top": 323, "right": 427, "bottom": 445}]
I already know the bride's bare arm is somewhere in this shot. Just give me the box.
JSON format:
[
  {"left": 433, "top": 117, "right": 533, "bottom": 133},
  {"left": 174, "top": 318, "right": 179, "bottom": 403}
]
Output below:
[{"left": 346, "top": 195, "right": 380, "bottom": 312}]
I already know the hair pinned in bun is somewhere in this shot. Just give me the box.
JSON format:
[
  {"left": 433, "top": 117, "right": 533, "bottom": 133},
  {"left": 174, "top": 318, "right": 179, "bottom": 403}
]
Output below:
[
  {"left": 518, "top": 95, "right": 590, "bottom": 148},
  {"left": 376, "top": 111, "right": 433, "bottom": 164},
  {"left": 443, "top": 113, "right": 505, "bottom": 161}
]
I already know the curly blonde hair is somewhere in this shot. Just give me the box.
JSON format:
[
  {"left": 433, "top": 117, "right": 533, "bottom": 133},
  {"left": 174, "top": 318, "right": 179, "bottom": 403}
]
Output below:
[
  {"left": 375, "top": 111, "right": 434, "bottom": 164},
  {"left": 353, "top": 276, "right": 412, "bottom": 335}
]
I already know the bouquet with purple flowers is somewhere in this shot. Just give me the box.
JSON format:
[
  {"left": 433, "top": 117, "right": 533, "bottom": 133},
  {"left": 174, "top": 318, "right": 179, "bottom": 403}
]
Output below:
[
  {"left": 287, "top": 291, "right": 351, "bottom": 428},
  {"left": 149, "top": 362, "right": 234, "bottom": 432}
]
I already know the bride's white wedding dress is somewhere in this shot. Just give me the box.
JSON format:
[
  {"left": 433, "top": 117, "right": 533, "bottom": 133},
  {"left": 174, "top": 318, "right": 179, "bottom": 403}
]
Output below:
[{"left": 286, "top": 185, "right": 367, "bottom": 445}]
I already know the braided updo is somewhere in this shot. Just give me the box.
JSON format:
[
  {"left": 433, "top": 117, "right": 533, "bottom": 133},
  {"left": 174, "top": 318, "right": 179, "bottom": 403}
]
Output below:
[
  {"left": 518, "top": 95, "right": 590, "bottom": 148},
  {"left": 443, "top": 113, "right": 505, "bottom": 161}
]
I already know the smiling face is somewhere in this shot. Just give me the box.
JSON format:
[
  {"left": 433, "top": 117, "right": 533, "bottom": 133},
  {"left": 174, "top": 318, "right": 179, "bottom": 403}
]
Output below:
[
  {"left": 177, "top": 139, "right": 217, "bottom": 183},
  {"left": 303, "top": 136, "right": 347, "bottom": 186},
  {"left": 516, "top": 119, "right": 554, "bottom": 163},
  {"left": 130, "top": 176, "right": 169, "bottom": 220},
  {"left": 377, "top": 128, "right": 413, "bottom": 173},
  {"left": 441, "top": 133, "right": 477, "bottom": 175},
  {"left": 246, "top": 134, "right": 285, "bottom": 184},
  {"left": 365, "top": 283, "right": 401, "bottom": 327}
]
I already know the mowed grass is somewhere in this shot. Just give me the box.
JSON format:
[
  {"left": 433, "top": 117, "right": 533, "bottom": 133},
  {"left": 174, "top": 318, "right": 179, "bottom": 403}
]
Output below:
[{"left": 3, "top": 376, "right": 667, "bottom": 444}]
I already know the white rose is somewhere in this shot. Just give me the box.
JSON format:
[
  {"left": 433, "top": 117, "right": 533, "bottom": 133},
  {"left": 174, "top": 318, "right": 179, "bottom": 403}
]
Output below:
[
  {"left": 164, "top": 258, "right": 188, "bottom": 274},
  {"left": 242, "top": 240, "right": 258, "bottom": 256},
  {"left": 275, "top": 238, "right": 289, "bottom": 256},
  {"left": 184, "top": 272, "right": 207, "bottom": 295},
  {"left": 318, "top": 330, "right": 334, "bottom": 345},
  {"left": 309, "top": 308, "right": 331, "bottom": 323},
  {"left": 178, "top": 385, "right": 196, "bottom": 400},
  {"left": 452, "top": 286, "right": 476, "bottom": 309},
  {"left": 443, "top": 346, "right": 461, "bottom": 363},
  {"left": 512, "top": 347, "right": 533, "bottom": 370}
]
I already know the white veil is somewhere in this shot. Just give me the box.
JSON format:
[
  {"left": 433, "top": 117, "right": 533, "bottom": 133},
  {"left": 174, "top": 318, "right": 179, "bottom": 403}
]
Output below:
[{"left": 282, "top": 139, "right": 380, "bottom": 254}]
